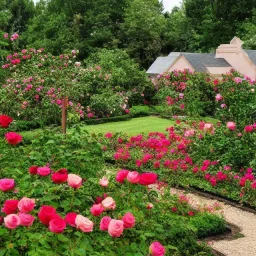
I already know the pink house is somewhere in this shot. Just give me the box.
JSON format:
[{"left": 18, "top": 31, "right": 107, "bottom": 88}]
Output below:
[{"left": 147, "top": 37, "right": 256, "bottom": 80}]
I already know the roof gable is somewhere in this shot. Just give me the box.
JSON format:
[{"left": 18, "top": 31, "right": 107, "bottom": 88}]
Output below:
[{"left": 146, "top": 53, "right": 181, "bottom": 75}]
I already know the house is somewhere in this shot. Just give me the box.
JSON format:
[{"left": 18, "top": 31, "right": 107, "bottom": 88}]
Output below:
[{"left": 147, "top": 37, "right": 256, "bottom": 80}]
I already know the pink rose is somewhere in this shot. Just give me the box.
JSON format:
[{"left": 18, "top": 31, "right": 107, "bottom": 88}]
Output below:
[
  {"left": 227, "top": 122, "right": 236, "bottom": 130},
  {"left": 100, "top": 216, "right": 111, "bottom": 231},
  {"left": 0, "top": 178, "right": 15, "bottom": 192},
  {"left": 99, "top": 176, "right": 109, "bottom": 187},
  {"left": 75, "top": 215, "right": 94, "bottom": 232},
  {"left": 116, "top": 170, "right": 129, "bottom": 183},
  {"left": 4, "top": 214, "right": 20, "bottom": 229},
  {"left": 90, "top": 204, "right": 105, "bottom": 216},
  {"left": 67, "top": 174, "right": 82, "bottom": 189},
  {"left": 101, "top": 197, "right": 116, "bottom": 210},
  {"left": 122, "top": 212, "right": 135, "bottom": 229},
  {"left": 215, "top": 94, "right": 223, "bottom": 101},
  {"left": 18, "top": 197, "right": 35, "bottom": 213},
  {"left": 149, "top": 242, "right": 166, "bottom": 256},
  {"left": 108, "top": 219, "right": 124, "bottom": 237},
  {"left": 49, "top": 217, "right": 66, "bottom": 233},
  {"left": 127, "top": 171, "right": 140, "bottom": 184},
  {"left": 37, "top": 166, "right": 51, "bottom": 176},
  {"left": 18, "top": 213, "right": 35, "bottom": 227}
]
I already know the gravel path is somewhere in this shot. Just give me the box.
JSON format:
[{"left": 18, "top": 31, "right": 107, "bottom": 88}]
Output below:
[{"left": 170, "top": 188, "right": 256, "bottom": 256}]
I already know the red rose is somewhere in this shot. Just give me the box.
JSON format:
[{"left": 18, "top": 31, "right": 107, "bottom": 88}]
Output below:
[
  {"left": 2, "top": 199, "right": 19, "bottom": 214},
  {"left": 0, "top": 115, "right": 13, "bottom": 128},
  {"left": 51, "top": 168, "right": 68, "bottom": 184},
  {"left": 65, "top": 212, "right": 77, "bottom": 227},
  {"left": 5, "top": 132, "right": 22, "bottom": 145},
  {"left": 139, "top": 172, "right": 158, "bottom": 185},
  {"left": 49, "top": 217, "right": 66, "bottom": 233},
  {"left": 116, "top": 170, "right": 129, "bottom": 183},
  {"left": 29, "top": 166, "right": 38, "bottom": 175},
  {"left": 38, "top": 205, "right": 56, "bottom": 225}
]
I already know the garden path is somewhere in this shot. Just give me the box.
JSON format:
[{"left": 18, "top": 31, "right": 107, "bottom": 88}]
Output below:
[{"left": 171, "top": 188, "right": 256, "bottom": 256}]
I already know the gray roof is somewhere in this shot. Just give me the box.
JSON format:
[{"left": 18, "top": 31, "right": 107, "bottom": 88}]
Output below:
[
  {"left": 146, "top": 53, "right": 181, "bottom": 75},
  {"left": 245, "top": 50, "right": 256, "bottom": 65},
  {"left": 182, "top": 53, "right": 231, "bottom": 72},
  {"left": 146, "top": 52, "right": 231, "bottom": 75}
]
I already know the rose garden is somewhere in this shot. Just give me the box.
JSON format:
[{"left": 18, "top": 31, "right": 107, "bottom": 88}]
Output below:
[{"left": 0, "top": 33, "right": 255, "bottom": 256}]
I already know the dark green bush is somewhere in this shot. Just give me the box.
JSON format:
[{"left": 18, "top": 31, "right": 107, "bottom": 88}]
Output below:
[{"left": 189, "top": 213, "right": 226, "bottom": 238}]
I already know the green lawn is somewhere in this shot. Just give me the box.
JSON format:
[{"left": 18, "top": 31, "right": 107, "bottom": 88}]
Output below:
[
  {"left": 21, "top": 116, "right": 175, "bottom": 140},
  {"left": 83, "top": 116, "right": 175, "bottom": 135}
]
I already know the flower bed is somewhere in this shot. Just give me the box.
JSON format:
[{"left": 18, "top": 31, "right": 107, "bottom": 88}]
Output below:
[
  {"left": 101, "top": 118, "right": 256, "bottom": 208},
  {"left": 0, "top": 115, "right": 226, "bottom": 255}
]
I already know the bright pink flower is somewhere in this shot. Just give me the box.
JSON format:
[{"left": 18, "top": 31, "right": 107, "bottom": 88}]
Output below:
[
  {"left": 116, "top": 170, "right": 129, "bottom": 183},
  {"left": 49, "top": 217, "right": 66, "bottom": 233},
  {"left": 18, "top": 197, "right": 35, "bottom": 213},
  {"left": 3, "top": 33, "right": 8, "bottom": 39},
  {"left": 127, "top": 171, "right": 140, "bottom": 184},
  {"left": 139, "top": 173, "right": 157, "bottom": 185},
  {"left": 251, "top": 181, "right": 256, "bottom": 189},
  {"left": 226, "top": 122, "right": 236, "bottom": 130},
  {"left": 5, "top": 132, "right": 22, "bottom": 145},
  {"left": 38, "top": 205, "right": 56, "bottom": 225},
  {"left": 209, "top": 177, "right": 217, "bottom": 186},
  {"left": 122, "top": 212, "right": 135, "bottom": 229},
  {"left": 65, "top": 212, "right": 77, "bottom": 227},
  {"left": 100, "top": 216, "right": 111, "bottom": 231},
  {"left": 0, "top": 115, "right": 13, "bottom": 128},
  {"left": 215, "top": 94, "right": 223, "bottom": 101},
  {"left": 2, "top": 200, "right": 19, "bottom": 214},
  {"left": 37, "top": 166, "right": 51, "bottom": 176},
  {"left": 51, "top": 168, "right": 68, "bottom": 183},
  {"left": 149, "top": 242, "right": 166, "bottom": 256},
  {"left": 90, "top": 204, "right": 105, "bottom": 216},
  {"left": 108, "top": 219, "right": 124, "bottom": 237},
  {"left": 0, "top": 179, "right": 15, "bottom": 192},
  {"left": 105, "top": 132, "right": 113, "bottom": 139},
  {"left": 18, "top": 213, "right": 35, "bottom": 226},
  {"left": 244, "top": 125, "right": 254, "bottom": 133},
  {"left": 4, "top": 214, "right": 20, "bottom": 229}
]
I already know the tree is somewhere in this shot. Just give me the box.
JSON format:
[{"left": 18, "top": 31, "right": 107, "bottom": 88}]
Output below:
[{"left": 120, "top": 0, "right": 166, "bottom": 68}]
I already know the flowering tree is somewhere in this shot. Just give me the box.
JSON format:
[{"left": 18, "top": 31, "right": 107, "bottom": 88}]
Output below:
[{"left": 0, "top": 47, "right": 85, "bottom": 128}]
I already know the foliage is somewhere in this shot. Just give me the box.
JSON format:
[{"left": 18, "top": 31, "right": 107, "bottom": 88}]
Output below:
[
  {"left": 214, "top": 71, "right": 256, "bottom": 126},
  {"left": 155, "top": 70, "right": 216, "bottom": 117},
  {"left": 0, "top": 121, "right": 221, "bottom": 256}
]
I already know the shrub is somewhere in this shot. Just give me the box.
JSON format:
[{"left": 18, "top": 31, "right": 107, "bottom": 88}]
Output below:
[
  {"left": 189, "top": 213, "right": 226, "bottom": 238},
  {"left": 130, "top": 105, "right": 150, "bottom": 117},
  {"left": 155, "top": 70, "right": 216, "bottom": 117}
]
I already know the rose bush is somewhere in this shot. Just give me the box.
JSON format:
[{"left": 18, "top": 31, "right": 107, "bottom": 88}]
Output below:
[{"left": 0, "top": 117, "right": 224, "bottom": 255}]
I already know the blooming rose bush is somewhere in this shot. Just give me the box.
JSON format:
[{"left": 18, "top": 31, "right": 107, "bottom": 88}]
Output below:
[
  {"left": 155, "top": 70, "right": 216, "bottom": 117},
  {"left": 101, "top": 118, "right": 256, "bottom": 208},
  {"left": 0, "top": 118, "right": 223, "bottom": 255}
]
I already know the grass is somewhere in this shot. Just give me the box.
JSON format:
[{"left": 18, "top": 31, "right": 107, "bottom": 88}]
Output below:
[
  {"left": 21, "top": 116, "right": 175, "bottom": 140},
  {"left": 83, "top": 116, "right": 175, "bottom": 135}
]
